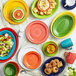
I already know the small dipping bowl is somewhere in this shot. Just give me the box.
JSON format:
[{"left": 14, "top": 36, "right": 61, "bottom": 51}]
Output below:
[
  {"left": 4, "top": 61, "right": 20, "bottom": 76},
  {"left": 46, "top": 44, "right": 57, "bottom": 54}
]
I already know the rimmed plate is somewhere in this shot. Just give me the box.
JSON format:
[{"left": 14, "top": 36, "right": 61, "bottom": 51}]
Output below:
[
  {"left": 26, "top": 20, "right": 49, "bottom": 44},
  {"left": 51, "top": 11, "right": 76, "bottom": 38},
  {"left": 41, "top": 57, "right": 65, "bottom": 76},
  {"left": 18, "top": 45, "right": 44, "bottom": 70},
  {"left": 43, "top": 41, "right": 59, "bottom": 57},
  {"left": 0, "top": 28, "right": 19, "bottom": 63},
  {"left": 3, "top": 0, "right": 29, "bottom": 24},
  {"left": 31, "top": 0, "right": 60, "bottom": 19},
  {"left": 23, "top": 51, "right": 41, "bottom": 69},
  {"left": 0, "top": 30, "right": 16, "bottom": 60}
]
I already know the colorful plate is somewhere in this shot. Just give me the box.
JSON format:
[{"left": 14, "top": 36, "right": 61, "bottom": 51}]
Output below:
[
  {"left": 43, "top": 41, "right": 59, "bottom": 57},
  {"left": 41, "top": 57, "right": 65, "bottom": 76},
  {"left": 18, "top": 45, "right": 44, "bottom": 70},
  {"left": 31, "top": 0, "right": 60, "bottom": 19},
  {"left": 3, "top": 0, "right": 29, "bottom": 24},
  {"left": 0, "top": 30, "right": 16, "bottom": 60},
  {"left": 26, "top": 20, "right": 49, "bottom": 44},
  {"left": 0, "top": 28, "right": 19, "bottom": 63},
  {"left": 62, "top": 0, "right": 76, "bottom": 10},
  {"left": 23, "top": 51, "right": 41, "bottom": 69},
  {"left": 51, "top": 11, "right": 76, "bottom": 38}
]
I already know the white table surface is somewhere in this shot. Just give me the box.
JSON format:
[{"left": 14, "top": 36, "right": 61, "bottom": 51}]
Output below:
[{"left": 0, "top": 0, "right": 76, "bottom": 76}]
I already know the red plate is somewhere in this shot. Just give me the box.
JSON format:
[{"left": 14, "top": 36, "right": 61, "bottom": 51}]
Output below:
[
  {"left": 26, "top": 20, "right": 49, "bottom": 44},
  {"left": 0, "top": 28, "right": 19, "bottom": 63}
]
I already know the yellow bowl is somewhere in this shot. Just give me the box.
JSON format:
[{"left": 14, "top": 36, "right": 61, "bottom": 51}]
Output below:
[
  {"left": 51, "top": 11, "right": 76, "bottom": 38},
  {"left": 3, "top": 0, "right": 29, "bottom": 25}
]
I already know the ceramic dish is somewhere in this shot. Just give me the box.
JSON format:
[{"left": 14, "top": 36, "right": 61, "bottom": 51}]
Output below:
[
  {"left": 4, "top": 61, "right": 20, "bottom": 76},
  {"left": 23, "top": 51, "right": 41, "bottom": 69},
  {"left": 3, "top": 0, "right": 29, "bottom": 24},
  {"left": 0, "top": 30, "right": 16, "bottom": 60},
  {"left": 62, "top": 0, "right": 76, "bottom": 10},
  {"left": 43, "top": 41, "right": 58, "bottom": 57},
  {"left": 31, "top": 0, "right": 60, "bottom": 19},
  {"left": 51, "top": 11, "right": 76, "bottom": 38},
  {"left": 41, "top": 57, "right": 65, "bottom": 76},
  {"left": 18, "top": 45, "right": 44, "bottom": 70},
  {"left": 0, "top": 28, "right": 19, "bottom": 63},
  {"left": 26, "top": 20, "right": 49, "bottom": 44}
]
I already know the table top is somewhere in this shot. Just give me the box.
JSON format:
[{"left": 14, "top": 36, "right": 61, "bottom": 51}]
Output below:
[{"left": 0, "top": 0, "right": 76, "bottom": 76}]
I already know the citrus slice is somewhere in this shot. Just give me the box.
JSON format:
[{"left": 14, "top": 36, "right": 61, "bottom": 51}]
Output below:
[{"left": 37, "top": 0, "right": 51, "bottom": 12}]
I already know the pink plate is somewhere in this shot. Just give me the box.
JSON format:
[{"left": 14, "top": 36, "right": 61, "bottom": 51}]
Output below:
[{"left": 26, "top": 20, "right": 49, "bottom": 44}]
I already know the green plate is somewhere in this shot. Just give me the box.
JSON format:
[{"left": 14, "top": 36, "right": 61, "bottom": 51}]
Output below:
[
  {"left": 52, "top": 15, "right": 74, "bottom": 37},
  {"left": 43, "top": 41, "right": 59, "bottom": 57},
  {"left": 4, "top": 63, "right": 17, "bottom": 76},
  {"left": 31, "top": 0, "right": 60, "bottom": 19}
]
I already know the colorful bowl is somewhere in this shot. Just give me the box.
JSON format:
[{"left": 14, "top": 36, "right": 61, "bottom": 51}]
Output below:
[
  {"left": 46, "top": 44, "right": 57, "bottom": 54},
  {"left": 43, "top": 41, "right": 59, "bottom": 57},
  {"left": 0, "top": 30, "right": 16, "bottom": 60},
  {"left": 0, "top": 28, "right": 19, "bottom": 63},
  {"left": 4, "top": 61, "right": 20, "bottom": 76}
]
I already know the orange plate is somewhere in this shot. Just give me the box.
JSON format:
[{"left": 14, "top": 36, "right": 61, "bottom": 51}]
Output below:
[{"left": 23, "top": 51, "right": 41, "bottom": 69}]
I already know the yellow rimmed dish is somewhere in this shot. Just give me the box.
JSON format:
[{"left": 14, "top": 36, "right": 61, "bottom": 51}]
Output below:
[{"left": 3, "top": 0, "right": 29, "bottom": 25}]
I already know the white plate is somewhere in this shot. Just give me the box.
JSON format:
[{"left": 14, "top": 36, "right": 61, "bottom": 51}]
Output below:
[{"left": 18, "top": 45, "right": 44, "bottom": 70}]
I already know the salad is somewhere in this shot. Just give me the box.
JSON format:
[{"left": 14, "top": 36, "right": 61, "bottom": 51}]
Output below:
[
  {"left": 33, "top": 0, "right": 57, "bottom": 15},
  {"left": 64, "top": 65, "right": 76, "bottom": 76},
  {"left": 0, "top": 33, "right": 14, "bottom": 57}
]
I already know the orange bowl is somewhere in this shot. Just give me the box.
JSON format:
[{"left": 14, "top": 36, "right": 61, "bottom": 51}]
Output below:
[{"left": 23, "top": 51, "right": 41, "bottom": 69}]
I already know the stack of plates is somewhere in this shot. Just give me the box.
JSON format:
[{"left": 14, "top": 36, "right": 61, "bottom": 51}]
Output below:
[{"left": 18, "top": 45, "right": 44, "bottom": 70}]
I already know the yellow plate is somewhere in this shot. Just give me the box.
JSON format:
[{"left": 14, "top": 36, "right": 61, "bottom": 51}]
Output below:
[
  {"left": 51, "top": 11, "right": 76, "bottom": 38},
  {"left": 3, "top": 0, "right": 29, "bottom": 25}
]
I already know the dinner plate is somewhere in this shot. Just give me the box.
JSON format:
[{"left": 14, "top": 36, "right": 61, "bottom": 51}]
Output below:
[
  {"left": 41, "top": 57, "right": 65, "bottom": 76},
  {"left": 51, "top": 11, "right": 76, "bottom": 38},
  {"left": 0, "top": 30, "right": 16, "bottom": 60},
  {"left": 43, "top": 41, "right": 59, "bottom": 57},
  {"left": 26, "top": 20, "right": 49, "bottom": 44},
  {"left": 0, "top": 28, "right": 19, "bottom": 63},
  {"left": 31, "top": 0, "right": 60, "bottom": 19},
  {"left": 3, "top": 0, "right": 29, "bottom": 24},
  {"left": 62, "top": 0, "right": 76, "bottom": 10},
  {"left": 23, "top": 51, "right": 41, "bottom": 69},
  {"left": 18, "top": 45, "right": 44, "bottom": 70}
]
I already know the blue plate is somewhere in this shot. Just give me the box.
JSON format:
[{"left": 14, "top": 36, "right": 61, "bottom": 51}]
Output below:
[
  {"left": 62, "top": 0, "right": 76, "bottom": 10},
  {"left": 0, "top": 30, "right": 16, "bottom": 60},
  {"left": 41, "top": 57, "right": 65, "bottom": 76}
]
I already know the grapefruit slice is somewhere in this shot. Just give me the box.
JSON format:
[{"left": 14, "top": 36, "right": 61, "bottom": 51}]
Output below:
[{"left": 11, "top": 7, "right": 26, "bottom": 23}]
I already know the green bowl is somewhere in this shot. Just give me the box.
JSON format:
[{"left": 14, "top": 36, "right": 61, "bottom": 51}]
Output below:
[
  {"left": 43, "top": 41, "right": 59, "bottom": 56},
  {"left": 4, "top": 63, "right": 17, "bottom": 76},
  {"left": 31, "top": 0, "right": 60, "bottom": 19}
]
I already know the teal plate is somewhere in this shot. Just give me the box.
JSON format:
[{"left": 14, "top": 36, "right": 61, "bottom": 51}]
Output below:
[
  {"left": 52, "top": 15, "right": 74, "bottom": 37},
  {"left": 31, "top": 0, "right": 60, "bottom": 19}
]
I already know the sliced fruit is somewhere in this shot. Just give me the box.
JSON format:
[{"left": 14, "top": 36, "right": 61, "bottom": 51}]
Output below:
[
  {"left": 11, "top": 7, "right": 26, "bottom": 23},
  {"left": 37, "top": 0, "right": 51, "bottom": 12}
]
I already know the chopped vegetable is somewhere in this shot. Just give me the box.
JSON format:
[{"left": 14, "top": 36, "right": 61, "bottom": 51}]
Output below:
[{"left": 0, "top": 33, "right": 14, "bottom": 57}]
